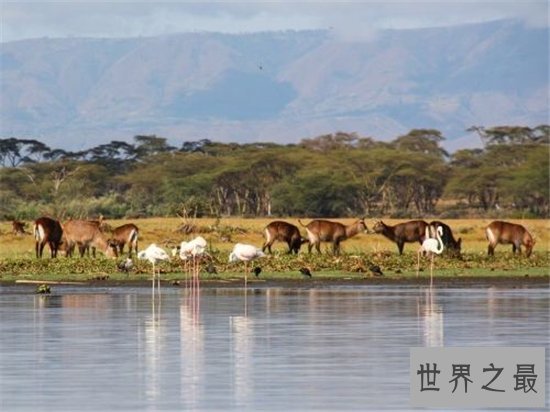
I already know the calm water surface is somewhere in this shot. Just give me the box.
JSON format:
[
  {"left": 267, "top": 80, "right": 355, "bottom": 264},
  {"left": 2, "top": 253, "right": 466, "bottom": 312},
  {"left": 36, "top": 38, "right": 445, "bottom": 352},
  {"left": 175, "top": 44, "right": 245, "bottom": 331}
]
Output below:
[{"left": 0, "top": 285, "right": 547, "bottom": 411}]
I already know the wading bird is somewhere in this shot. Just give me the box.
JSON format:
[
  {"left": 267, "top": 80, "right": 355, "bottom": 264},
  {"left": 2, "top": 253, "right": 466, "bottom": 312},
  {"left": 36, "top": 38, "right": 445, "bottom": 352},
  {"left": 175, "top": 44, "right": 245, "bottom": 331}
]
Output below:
[
  {"left": 205, "top": 262, "right": 217, "bottom": 274},
  {"left": 138, "top": 244, "right": 170, "bottom": 296},
  {"left": 369, "top": 264, "right": 384, "bottom": 277},
  {"left": 229, "top": 243, "right": 265, "bottom": 287},
  {"left": 117, "top": 258, "right": 134, "bottom": 274},
  {"left": 178, "top": 236, "right": 208, "bottom": 289},
  {"left": 417, "top": 226, "right": 444, "bottom": 287},
  {"left": 299, "top": 267, "right": 313, "bottom": 278}
]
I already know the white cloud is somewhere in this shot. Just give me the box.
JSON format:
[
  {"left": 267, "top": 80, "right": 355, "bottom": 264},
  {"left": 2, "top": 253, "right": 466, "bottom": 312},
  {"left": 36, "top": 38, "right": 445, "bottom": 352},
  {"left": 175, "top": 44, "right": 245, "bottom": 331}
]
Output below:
[{"left": 1, "top": 1, "right": 547, "bottom": 43}]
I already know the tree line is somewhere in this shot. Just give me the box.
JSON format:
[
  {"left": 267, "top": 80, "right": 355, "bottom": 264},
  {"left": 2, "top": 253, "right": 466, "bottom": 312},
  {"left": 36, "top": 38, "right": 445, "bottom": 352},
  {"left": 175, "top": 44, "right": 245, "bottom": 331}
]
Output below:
[{"left": 1, "top": 125, "right": 548, "bottom": 220}]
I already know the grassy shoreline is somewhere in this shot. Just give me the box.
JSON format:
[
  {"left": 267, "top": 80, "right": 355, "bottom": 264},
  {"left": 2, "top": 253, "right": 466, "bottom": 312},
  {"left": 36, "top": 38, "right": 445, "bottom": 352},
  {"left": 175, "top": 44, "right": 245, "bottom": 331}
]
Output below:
[
  {"left": 1, "top": 262, "right": 548, "bottom": 288},
  {"left": 1, "top": 218, "right": 548, "bottom": 288}
]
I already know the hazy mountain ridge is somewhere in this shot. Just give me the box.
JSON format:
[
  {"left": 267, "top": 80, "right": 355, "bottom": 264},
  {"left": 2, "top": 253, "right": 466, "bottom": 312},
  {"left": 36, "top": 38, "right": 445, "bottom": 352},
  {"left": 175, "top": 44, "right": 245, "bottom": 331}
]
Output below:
[{"left": 0, "top": 20, "right": 547, "bottom": 151}]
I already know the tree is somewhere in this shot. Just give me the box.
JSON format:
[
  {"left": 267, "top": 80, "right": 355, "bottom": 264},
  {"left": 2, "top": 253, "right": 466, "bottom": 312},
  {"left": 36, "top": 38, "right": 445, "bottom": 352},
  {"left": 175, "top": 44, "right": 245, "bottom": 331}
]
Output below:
[
  {"left": 392, "top": 129, "right": 448, "bottom": 158},
  {"left": 467, "top": 125, "right": 548, "bottom": 146},
  {"left": 134, "top": 135, "right": 176, "bottom": 159}
]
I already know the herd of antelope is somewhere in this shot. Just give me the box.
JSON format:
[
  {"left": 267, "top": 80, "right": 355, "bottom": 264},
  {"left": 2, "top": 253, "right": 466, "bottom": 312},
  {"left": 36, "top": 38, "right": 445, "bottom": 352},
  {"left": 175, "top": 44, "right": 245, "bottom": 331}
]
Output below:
[
  {"left": 33, "top": 217, "right": 138, "bottom": 259},
  {"left": 27, "top": 216, "right": 535, "bottom": 261}
]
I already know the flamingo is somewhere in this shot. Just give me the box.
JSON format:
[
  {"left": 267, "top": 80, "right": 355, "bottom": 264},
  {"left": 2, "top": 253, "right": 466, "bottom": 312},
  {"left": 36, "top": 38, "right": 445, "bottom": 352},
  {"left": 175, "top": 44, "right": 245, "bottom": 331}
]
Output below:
[
  {"left": 178, "top": 236, "right": 207, "bottom": 288},
  {"left": 229, "top": 243, "right": 266, "bottom": 287},
  {"left": 417, "top": 226, "right": 444, "bottom": 287},
  {"left": 137, "top": 244, "right": 170, "bottom": 296}
]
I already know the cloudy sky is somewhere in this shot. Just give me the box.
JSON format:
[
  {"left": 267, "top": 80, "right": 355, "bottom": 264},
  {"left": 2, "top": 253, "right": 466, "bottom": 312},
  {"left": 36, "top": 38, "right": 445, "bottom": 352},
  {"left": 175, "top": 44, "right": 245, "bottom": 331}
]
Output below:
[{"left": 1, "top": 1, "right": 547, "bottom": 42}]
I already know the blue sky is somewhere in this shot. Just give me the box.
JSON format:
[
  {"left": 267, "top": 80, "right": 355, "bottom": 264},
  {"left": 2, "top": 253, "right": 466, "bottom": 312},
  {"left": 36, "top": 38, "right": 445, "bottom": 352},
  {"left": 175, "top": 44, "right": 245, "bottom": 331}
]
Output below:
[{"left": 1, "top": 1, "right": 548, "bottom": 42}]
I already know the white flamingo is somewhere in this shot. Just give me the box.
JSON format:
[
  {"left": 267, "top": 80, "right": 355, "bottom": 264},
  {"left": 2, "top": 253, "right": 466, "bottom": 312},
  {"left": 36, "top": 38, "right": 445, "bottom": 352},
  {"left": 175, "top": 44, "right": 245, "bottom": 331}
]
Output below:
[
  {"left": 229, "top": 243, "right": 266, "bottom": 287},
  {"left": 178, "top": 236, "right": 207, "bottom": 288},
  {"left": 138, "top": 243, "right": 170, "bottom": 295},
  {"left": 417, "top": 226, "right": 444, "bottom": 287}
]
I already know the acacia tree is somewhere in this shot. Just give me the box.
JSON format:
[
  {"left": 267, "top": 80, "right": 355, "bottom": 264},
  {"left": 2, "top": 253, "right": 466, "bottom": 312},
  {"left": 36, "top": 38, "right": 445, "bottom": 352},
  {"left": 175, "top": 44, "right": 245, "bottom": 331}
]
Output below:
[
  {"left": 467, "top": 125, "right": 550, "bottom": 146},
  {"left": 0, "top": 138, "right": 53, "bottom": 167}
]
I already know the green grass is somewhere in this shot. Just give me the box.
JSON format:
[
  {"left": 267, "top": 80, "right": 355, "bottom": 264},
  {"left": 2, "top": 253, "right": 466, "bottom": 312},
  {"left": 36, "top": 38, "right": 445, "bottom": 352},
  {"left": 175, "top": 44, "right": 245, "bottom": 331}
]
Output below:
[
  {"left": 1, "top": 217, "right": 548, "bottom": 285},
  {"left": 1, "top": 251, "right": 548, "bottom": 284}
]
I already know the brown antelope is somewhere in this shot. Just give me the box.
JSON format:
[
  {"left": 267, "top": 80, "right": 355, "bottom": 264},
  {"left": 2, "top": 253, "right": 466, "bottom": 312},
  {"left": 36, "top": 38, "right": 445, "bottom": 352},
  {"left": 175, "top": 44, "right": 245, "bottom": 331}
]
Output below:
[
  {"left": 34, "top": 217, "right": 63, "bottom": 258},
  {"left": 12, "top": 220, "right": 28, "bottom": 235},
  {"left": 429, "top": 220, "right": 462, "bottom": 257},
  {"left": 262, "top": 221, "right": 307, "bottom": 254},
  {"left": 372, "top": 220, "right": 428, "bottom": 255},
  {"left": 298, "top": 218, "right": 367, "bottom": 255},
  {"left": 110, "top": 223, "right": 139, "bottom": 257},
  {"left": 62, "top": 220, "right": 118, "bottom": 258},
  {"left": 485, "top": 220, "right": 535, "bottom": 257}
]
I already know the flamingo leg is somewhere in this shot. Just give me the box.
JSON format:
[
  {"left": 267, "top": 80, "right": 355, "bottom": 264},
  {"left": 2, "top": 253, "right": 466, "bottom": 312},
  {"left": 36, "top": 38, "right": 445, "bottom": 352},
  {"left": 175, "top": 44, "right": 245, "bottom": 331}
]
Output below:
[
  {"left": 430, "top": 254, "right": 434, "bottom": 288},
  {"left": 152, "top": 261, "right": 156, "bottom": 298},
  {"left": 416, "top": 249, "right": 421, "bottom": 277},
  {"left": 158, "top": 266, "right": 161, "bottom": 297},
  {"left": 195, "top": 257, "right": 200, "bottom": 322},
  {"left": 184, "top": 259, "right": 189, "bottom": 293}
]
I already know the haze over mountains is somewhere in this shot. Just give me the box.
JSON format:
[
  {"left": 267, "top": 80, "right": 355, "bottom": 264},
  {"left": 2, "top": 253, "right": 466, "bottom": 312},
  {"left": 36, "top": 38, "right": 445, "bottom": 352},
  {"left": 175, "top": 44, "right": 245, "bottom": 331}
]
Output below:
[{"left": 0, "top": 19, "right": 547, "bottom": 151}]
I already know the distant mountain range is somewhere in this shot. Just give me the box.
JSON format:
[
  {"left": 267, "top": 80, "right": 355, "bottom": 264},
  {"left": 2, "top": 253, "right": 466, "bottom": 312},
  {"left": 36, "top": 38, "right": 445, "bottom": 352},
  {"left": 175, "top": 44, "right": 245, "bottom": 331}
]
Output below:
[{"left": 0, "top": 19, "right": 547, "bottom": 152}]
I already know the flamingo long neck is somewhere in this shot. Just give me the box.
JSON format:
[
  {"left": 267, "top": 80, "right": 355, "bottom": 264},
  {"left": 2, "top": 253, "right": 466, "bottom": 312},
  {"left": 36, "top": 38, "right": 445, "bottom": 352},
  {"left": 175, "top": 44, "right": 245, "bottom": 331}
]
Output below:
[{"left": 434, "top": 227, "right": 444, "bottom": 254}]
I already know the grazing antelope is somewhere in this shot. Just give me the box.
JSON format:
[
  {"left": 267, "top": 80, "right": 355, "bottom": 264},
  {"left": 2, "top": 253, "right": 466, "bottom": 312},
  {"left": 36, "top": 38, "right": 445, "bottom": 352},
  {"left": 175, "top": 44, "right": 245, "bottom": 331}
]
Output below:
[
  {"left": 372, "top": 220, "right": 428, "bottom": 255},
  {"left": 262, "top": 221, "right": 307, "bottom": 254},
  {"left": 34, "top": 217, "right": 63, "bottom": 258},
  {"left": 298, "top": 218, "right": 367, "bottom": 255},
  {"left": 110, "top": 223, "right": 139, "bottom": 257},
  {"left": 486, "top": 220, "right": 535, "bottom": 257},
  {"left": 429, "top": 220, "right": 462, "bottom": 257},
  {"left": 62, "top": 220, "right": 118, "bottom": 258}
]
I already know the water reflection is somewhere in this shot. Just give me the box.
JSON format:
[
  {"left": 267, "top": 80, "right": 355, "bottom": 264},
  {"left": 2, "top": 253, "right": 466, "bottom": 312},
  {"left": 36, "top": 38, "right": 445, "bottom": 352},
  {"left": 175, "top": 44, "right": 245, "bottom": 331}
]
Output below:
[
  {"left": 179, "top": 290, "right": 204, "bottom": 408},
  {"left": 144, "top": 298, "right": 165, "bottom": 402},
  {"left": 419, "top": 288, "right": 444, "bottom": 347},
  {"left": 0, "top": 285, "right": 547, "bottom": 411},
  {"left": 230, "top": 315, "right": 254, "bottom": 406}
]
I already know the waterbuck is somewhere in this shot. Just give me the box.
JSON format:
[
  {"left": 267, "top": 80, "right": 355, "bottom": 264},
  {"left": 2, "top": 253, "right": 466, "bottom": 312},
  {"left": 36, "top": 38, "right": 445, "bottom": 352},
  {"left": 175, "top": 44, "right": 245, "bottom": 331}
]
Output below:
[
  {"left": 34, "top": 216, "right": 63, "bottom": 258},
  {"left": 110, "top": 223, "right": 139, "bottom": 257},
  {"left": 485, "top": 220, "right": 535, "bottom": 257},
  {"left": 429, "top": 220, "right": 462, "bottom": 257},
  {"left": 298, "top": 218, "right": 367, "bottom": 255},
  {"left": 62, "top": 220, "right": 118, "bottom": 258},
  {"left": 372, "top": 220, "right": 428, "bottom": 255},
  {"left": 12, "top": 220, "right": 28, "bottom": 235},
  {"left": 262, "top": 221, "right": 307, "bottom": 254}
]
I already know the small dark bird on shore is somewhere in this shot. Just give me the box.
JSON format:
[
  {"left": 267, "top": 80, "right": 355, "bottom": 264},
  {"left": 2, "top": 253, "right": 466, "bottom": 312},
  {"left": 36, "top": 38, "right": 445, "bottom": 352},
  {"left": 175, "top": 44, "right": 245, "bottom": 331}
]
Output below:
[
  {"left": 205, "top": 262, "right": 217, "bottom": 274},
  {"left": 36, "top": 284, "right": 51, "bottom": 294},
  {"left": 299, "top": 267, "right": 313, "bottom": 278},
  {"left": 369, "top": 264, "right": 384, "bottom": 277},
  {"left": 253, "top": 266, "right": 262, "bottom": 277},
  {"left": 117, "top": 258, "right": 133, "bottom": 273}
]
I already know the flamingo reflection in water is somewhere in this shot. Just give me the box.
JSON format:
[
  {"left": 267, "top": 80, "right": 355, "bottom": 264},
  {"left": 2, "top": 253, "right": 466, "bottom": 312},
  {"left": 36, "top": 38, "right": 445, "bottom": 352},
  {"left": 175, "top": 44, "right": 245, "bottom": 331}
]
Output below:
[
  {"left": 418, "top": 288, "right": 444, "bottom": 347},
  {"left": 230, "top": 315, "right": 254, "bottom": 403},
  {"left": 143, "top": 296, "right": 166, "bottom": 402},
  {"left": 179, "top": 297, "right": 204, "bottom": 407}
]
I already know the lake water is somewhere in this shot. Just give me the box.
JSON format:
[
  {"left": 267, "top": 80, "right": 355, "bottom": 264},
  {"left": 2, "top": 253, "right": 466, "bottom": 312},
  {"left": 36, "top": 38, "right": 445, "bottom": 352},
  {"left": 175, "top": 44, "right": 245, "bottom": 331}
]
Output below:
[{"left": 0, "top": 284, "right": 547, "bottom": 411}]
